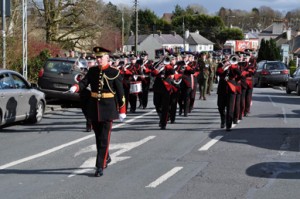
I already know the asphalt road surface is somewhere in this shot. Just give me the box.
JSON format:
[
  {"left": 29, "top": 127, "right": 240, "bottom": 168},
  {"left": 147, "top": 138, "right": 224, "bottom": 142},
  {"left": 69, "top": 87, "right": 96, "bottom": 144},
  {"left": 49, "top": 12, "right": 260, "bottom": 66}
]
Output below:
[{"left": 1, "top": 85, "right": 300, "bottom": 199}]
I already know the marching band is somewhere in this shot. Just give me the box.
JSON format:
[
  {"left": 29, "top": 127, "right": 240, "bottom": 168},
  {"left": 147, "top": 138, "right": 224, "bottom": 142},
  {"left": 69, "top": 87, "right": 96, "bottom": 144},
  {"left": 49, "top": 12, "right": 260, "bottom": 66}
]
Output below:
[
  {"left": 69, "top": 47, "right": 256, "bottom": 177},
  {"left": 74, "top": 48, "right": 256, "bottom": 131}
]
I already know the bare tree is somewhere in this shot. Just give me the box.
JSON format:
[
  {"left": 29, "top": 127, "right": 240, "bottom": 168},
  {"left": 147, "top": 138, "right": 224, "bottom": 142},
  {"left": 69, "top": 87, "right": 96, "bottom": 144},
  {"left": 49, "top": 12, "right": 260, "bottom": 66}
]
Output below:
[{"left": 30, "top": 0, "right": 106, "bottom": 49}]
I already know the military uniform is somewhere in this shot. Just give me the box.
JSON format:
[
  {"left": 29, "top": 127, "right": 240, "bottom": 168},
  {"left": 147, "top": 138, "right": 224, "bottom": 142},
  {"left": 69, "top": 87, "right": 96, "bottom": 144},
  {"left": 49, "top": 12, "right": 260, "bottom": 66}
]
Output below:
[
  {"left": 78, "top": 55, "right": 125, "bottom": 176},
  {"left": 216, "top": 59, "right": 241, "bottom": 131}
]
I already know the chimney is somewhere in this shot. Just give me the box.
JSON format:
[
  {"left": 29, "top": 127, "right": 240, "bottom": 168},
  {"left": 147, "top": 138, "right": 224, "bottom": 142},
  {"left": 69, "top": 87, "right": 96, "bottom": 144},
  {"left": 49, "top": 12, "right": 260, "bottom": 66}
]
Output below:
[
  {"left": 195, "top": 30, "right": 199, "bottom": 34},
  {"left": 158, "top": 30, "right": 162, "bottom": 36},
  {"left": 172, "top": 31, "right": 176, "bottom": 36},
  {"left": 287, "top": 27, "right": 291, "bottom": 41}
]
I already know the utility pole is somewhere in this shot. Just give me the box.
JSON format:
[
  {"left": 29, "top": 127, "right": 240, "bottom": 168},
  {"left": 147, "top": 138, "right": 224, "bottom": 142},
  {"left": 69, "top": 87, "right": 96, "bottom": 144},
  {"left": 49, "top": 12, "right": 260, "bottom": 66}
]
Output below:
[
  {"left": 121, "top": 10, "right": 124, "bottom": 53},
  {"left": 22, "top": 0, "right": 28, "bottom": 80},
  {"left": 134, "top": 0, "right": 138, "bottom": 56},
  {"left": 182, "top": 16, "right": 185, "bottom": 52},
  {"left": 2, "top": 0, "right": 6, "bottom": 69}
]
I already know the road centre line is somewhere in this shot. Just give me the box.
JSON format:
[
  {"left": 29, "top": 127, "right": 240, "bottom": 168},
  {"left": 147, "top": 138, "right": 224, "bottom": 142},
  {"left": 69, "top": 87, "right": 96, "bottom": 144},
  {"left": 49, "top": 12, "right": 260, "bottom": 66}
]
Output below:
[
  {"left": 145, "top": 167, "right": 183, "bottom": 188},
  {"left": 0, "top": 109, "right": 156, "bottom": 170},
  {"left": 198, "top": 136, "right": 223, "bottom": 151}
]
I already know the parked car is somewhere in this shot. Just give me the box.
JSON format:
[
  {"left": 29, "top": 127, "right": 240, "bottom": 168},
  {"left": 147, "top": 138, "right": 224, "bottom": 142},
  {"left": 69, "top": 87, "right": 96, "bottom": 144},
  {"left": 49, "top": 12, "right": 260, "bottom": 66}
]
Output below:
[
  {"left": 253, "top": 60, "right": 289, "bottom": 87},
  {"left": 0, "top": 69, "right": 46, "bottom": 128},
  {"left": 37, "top": 57, "right": 88, "bottom": 103},
  {"left": 286, "top": 67, "right": 300, "bottom": 95}
]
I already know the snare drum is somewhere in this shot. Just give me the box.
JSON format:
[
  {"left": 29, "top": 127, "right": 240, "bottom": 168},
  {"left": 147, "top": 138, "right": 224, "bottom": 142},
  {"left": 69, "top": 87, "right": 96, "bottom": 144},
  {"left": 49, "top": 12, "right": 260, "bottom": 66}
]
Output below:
[{"left": 130, "top": 81, "right": 142, "bottom": 94}]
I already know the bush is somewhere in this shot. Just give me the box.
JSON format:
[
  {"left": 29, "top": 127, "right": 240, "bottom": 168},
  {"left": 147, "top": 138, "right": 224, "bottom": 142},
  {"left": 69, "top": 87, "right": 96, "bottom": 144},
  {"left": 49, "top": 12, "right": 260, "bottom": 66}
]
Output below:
[{"left": 289, "top": 59, "right": 297, "bottom": 75}]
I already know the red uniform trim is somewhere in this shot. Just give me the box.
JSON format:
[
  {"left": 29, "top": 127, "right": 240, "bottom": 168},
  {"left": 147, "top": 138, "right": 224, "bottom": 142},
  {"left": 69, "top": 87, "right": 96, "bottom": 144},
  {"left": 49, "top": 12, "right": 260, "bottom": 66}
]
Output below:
[
  {"left": 102, "top": 121, "right": 112, "bottom": 169},
  {"left": 227, "top": 81, "right": 236, "bottom": 93}
]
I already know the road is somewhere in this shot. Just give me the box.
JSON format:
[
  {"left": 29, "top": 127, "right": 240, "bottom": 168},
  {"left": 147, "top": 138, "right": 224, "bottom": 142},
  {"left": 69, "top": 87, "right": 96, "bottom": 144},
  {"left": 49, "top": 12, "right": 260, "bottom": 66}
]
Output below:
[{"left": 0, "top": 86, "right": 300, "bottom": 199}]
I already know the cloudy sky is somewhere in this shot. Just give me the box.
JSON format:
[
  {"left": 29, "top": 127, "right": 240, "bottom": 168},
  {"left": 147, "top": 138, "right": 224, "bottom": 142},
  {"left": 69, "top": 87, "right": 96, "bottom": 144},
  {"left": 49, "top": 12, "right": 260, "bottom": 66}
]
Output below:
[{"left": 103, "top": 0, "right": 300, "bottom": 16}]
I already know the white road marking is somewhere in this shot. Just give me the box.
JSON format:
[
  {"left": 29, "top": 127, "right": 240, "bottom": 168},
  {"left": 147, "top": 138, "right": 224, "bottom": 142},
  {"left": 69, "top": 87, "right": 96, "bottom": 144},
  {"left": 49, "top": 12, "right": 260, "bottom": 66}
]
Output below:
[
  {"left": 68, "top": 136, "right": 156, "bottom": 177},
  {"left": 198, "top": 136, "right": 223, "bottom": 151},
  {"left": 145, "top": 167, "right": 183, "bottom": 188},
  {"left": 0, "top": 110, "right": 156, "bottom": 170}
]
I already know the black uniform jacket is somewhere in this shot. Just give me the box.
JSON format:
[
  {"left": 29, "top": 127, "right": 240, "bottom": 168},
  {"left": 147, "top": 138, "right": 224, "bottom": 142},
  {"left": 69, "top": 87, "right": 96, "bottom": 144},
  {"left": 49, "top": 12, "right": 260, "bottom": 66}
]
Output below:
[{"left": 79, "top": 65, "right": 125, "bottom": 122}]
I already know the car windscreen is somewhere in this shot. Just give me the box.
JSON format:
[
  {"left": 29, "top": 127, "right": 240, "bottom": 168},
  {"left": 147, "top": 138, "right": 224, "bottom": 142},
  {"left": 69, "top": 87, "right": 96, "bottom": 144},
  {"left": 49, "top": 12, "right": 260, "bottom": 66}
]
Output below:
[
  {"left": 265, "top": 62, "right": 286, "bottom": 70},
  {"left": 44, "top": 60, "right": 80, "bottom": 74}
]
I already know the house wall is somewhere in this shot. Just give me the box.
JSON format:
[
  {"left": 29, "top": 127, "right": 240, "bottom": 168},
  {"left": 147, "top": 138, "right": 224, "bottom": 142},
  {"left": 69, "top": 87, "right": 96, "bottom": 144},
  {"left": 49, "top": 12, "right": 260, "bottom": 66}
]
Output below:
[{"left": 191, "top": 44, "right": 214, "bottom": 52}]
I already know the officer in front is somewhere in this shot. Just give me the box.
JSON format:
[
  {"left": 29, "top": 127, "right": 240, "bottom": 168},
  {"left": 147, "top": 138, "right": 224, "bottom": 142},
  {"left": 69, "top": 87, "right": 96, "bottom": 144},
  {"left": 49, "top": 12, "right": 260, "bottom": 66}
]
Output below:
[{"left": 70, "top": 47, "right": 126, "bottom": 177}]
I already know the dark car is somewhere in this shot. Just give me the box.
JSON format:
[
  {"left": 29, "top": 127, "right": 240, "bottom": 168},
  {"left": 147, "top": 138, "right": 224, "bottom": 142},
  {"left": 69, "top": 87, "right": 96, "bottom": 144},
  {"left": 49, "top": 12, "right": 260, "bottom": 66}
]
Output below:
[
  {"left": 253, "top": 60, "right": 289, "bottom": 87},
  {"left": 37, "top": 57, "right": 88, "bottom": 103},
  {"left": 286, "top": 67, "right": 300, "bottom": 95},
  {"left": 0, "top": 69, "right": 46, "bottom": 128}
]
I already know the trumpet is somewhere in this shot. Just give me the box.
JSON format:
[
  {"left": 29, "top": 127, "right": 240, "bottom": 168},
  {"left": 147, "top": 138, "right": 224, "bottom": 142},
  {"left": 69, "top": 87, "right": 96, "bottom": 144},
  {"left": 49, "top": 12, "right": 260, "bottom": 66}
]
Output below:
[{"left": 229, "top": 55, "right": 239, "bottom": 65}]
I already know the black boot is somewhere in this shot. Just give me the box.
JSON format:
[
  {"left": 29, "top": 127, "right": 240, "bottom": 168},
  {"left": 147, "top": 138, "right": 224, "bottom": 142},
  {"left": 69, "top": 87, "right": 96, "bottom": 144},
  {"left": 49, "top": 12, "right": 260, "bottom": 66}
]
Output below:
[{"left": 94, "top": 168, "right": 103, "bottom": 177}]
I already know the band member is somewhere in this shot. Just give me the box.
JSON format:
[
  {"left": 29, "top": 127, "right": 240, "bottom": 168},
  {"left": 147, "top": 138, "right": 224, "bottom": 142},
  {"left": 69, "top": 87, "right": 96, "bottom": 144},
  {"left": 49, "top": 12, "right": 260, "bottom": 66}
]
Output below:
[
  {"left": 198, "top": 52, "right": 210, "bottom": 100},
  {"left": 152, "top": 57, "right": 168, "bottom": 129},
  {"left": 179, "top": 64, "right": 195, "bottom": 117},
  {"left": 188, "top": 54, "right": 198, "bottom": 112},
  {"left": 244, "top": 55, "right": 256, "bottom": 116},
  {"left": 239, "top": 58, "right": 248, "bottom": 121},
  {"left": 168, "top": 56, "right": 182, "bottom": 123},
  {"left": 137, "top": 52, "right": 153, "bottom": 109},
  {"left": 122, "top": 55, "right": 140, "bottom": 113},
  {"left": 70, "top": 49, "right": 126, "bottom": 177},
  {"left": 216, "top": 55, "right": 241, "bottom": 131}
]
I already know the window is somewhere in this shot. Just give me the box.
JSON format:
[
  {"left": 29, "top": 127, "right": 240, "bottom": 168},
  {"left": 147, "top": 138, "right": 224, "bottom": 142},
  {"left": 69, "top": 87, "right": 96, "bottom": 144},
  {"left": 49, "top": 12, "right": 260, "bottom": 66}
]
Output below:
[
  {"left": 11, "top": 74, "right": 27, "bottom": 89},
  {"left": 0, "top": 73, "right": 14, "bottom": 89}
]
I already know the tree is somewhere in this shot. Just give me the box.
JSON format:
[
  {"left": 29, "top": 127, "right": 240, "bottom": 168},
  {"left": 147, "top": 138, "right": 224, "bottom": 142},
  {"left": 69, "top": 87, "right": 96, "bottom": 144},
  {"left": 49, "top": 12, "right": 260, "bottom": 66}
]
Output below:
[
  {"left": 131, "top": 9, "right": 159, "bottom": 34},
  {"left": 216, "top": 27, "right": 244, "bottom": 47},
  {"left": 31, "top": 0, "right": 106, "bottom": 48}
]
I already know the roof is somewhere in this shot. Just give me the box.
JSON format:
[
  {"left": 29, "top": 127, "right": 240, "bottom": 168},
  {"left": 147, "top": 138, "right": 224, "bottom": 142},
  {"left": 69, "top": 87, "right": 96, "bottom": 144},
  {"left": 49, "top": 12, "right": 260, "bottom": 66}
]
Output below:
[
  {"left": 125, "top": 33, "right": 184, "bottom": 45},
  {"left": 186, "top": 32, "right": 214, "bottom": 45},
  {"left": 125, "top": 35, "right": 149, "bottom": 45}
]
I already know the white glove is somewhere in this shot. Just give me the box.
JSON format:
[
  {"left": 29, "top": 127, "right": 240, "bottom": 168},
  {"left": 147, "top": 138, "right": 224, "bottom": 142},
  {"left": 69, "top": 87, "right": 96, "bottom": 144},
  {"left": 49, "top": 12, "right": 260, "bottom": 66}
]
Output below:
[
  {"left": 69, "top": 85, "right": 78, "bottom": 93},
  {"left": 119, "top": 113, "right": 126, "bottom": 122}
]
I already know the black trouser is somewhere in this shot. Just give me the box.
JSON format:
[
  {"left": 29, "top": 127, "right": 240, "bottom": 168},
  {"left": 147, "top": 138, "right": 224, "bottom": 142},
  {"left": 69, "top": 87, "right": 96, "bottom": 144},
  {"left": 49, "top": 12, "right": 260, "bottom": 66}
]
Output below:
[
  {"left": 233, "top": 92, "right": 241, "bottom": 123},
  {"left": 245, "top": 88, "right": 253, "bottom": 114},
  {"left": 123, "top": 84, "right": 130, "bottom": 112},
  {"left": 92, "top": 121, "right": 112, "bottom": 169},
  {"left": 180, "top": 87, "right": 192, "bottom": 116},
  {"left": 169, "top": 90, "right": 179, "bottom": 122},
  {"left": 129, "top": 93, "right": 137, "bottom": 112},
  {"left": 154, "top": 91, "right": 170, "bottom": 128},
  {"left": 138, "top": 78, "right": 150, "bottom": 108},
  {"left": 189, "top": 80, "right": 197, "bottom": 112},
  {"left": 217, "top": 91, "right": 236, "bottom": 129},
  {"left": 240, "top": 88, "right": 246, "bottom": 119}
]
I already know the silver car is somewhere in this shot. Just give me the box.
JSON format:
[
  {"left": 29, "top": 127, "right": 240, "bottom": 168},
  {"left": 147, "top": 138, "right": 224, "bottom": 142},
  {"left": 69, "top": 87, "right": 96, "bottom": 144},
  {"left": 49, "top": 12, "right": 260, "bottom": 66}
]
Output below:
[{"left": 0, "top": 69, "right": 46, "bottom": 128}]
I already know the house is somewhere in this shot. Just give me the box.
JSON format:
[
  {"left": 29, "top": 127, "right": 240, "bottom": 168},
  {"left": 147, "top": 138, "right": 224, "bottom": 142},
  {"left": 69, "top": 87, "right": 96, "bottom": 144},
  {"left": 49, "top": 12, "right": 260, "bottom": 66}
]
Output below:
[
  {"left": 185, "top": 30, "right": 214, "bottom": 52},
  {"left": 124, "top": 32, "right": 184, "bottom": 60},
  {"left": 258, "top": 19, "right": 288, "bottom": 42}
]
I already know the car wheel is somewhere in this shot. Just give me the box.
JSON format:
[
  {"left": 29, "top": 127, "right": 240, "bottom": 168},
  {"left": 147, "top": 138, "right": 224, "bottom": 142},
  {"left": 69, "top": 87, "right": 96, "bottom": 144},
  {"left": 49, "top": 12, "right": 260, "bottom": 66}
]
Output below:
[
  {"left": 29, "top": 101, "right": 45, "bottom": 123},
  {"left": 297, "top": 85, "right": 300, "bottom": 96},
  {"left": 286, "top": 83, "right": 292, "bottom": 94}
]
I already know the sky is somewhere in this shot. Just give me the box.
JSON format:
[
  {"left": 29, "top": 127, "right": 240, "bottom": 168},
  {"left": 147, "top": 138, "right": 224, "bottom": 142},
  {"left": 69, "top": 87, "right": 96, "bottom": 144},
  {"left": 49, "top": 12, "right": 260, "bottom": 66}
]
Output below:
[{"left": 103, "top": 0, "right": 300, "bottom": 17}]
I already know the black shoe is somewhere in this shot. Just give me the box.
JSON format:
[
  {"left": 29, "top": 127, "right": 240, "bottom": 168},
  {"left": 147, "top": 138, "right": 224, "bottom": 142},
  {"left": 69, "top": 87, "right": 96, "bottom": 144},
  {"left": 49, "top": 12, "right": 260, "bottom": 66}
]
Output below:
[
  {"left": 226, "top": 128, "right": 231, "bottom": 131},
  {"left": 221, "top": 123, "right": 225, "bottom": 128},
  {"left": 86, "top": 124, "right": 92, "bottom": 132},
  {"left": 160, "top": 126, "right": 166, "bottom": 130},
  {"left": 170, "top": 120, "right": 175, "bottom": 124},
  {"left": 233, "top": 120, "right": 238, "bottom": 124},
  {"left": 94, "top": 168, "right": 103, "bottom": 177},
  {"left": 104, "top": 156, "right": 111, "bottom": 169}
]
